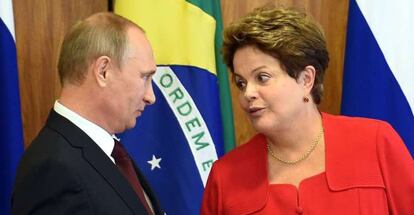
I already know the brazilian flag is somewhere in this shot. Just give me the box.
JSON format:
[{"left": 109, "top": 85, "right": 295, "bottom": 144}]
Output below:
[{"left": 115, "top": 0, "right": 235, "bottom": 214}]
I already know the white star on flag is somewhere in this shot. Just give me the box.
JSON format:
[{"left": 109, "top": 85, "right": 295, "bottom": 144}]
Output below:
[{"left": 147, "top": 155, "right": 162, "bottom": 171}]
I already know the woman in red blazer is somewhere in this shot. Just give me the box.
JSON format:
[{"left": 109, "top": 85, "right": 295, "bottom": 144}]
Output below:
[{"left": 201, "top": 6, "right": 414, "bottom": 215}]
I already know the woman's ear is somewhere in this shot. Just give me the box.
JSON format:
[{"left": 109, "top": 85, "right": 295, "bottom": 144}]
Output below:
[
  {"left": 299, "top": 65, "right": 316, "bottom": 93},
  {"left": 92, "top": 56, "right": 111, "bottom": 87}
]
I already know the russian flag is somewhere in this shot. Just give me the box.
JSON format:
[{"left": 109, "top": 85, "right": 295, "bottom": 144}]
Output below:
[
  {"left": 342, "top": 0, "right": 414, "bottom": 157},
  {"left": 0, "top": 0, "right": 24, "bottom": 214}
]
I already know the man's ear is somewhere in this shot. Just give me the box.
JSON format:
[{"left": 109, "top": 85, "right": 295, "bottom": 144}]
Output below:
[
  {"left": 92, "top": 56, "right": 112, "bottom": 87},
  {"left": 299, "top": 65, "right": 316, "bottom": 93}
]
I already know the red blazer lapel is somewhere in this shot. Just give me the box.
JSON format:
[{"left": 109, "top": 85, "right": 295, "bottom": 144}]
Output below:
[
  {"left": 323, "top": 113, "right": 385, "bottom": 191},
  {"left": 217, "top": 134, "right": 269, "bottom": 214}
]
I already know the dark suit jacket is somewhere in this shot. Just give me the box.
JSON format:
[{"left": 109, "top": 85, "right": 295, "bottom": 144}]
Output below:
[{"left": 12, "top": 110, "right": 163, "bottom": 215}]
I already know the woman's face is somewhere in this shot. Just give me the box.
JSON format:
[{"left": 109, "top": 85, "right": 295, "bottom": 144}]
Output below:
[{"left": 233, "top": 45, "right": 307, "bottom": 134}]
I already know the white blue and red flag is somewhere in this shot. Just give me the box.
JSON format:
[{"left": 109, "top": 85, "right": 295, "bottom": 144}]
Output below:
[
  {"left": 342, "top": 0, "right": 414, "bottom": 157},
  {"left": 0, "top": 0, "right": 24, "bottom": 213}
]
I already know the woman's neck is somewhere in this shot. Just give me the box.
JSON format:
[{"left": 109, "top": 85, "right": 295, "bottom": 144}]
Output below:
[{"left": 265, "top": 108, "right": 322, "bottom": 156}]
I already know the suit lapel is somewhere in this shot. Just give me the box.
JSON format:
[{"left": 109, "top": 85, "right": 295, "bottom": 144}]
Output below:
[
  {"left": 82, "top": 145, "right": 150, "bottom": 214},
  {"left": 46, "top": 110, "right": 149, "bottom": 214},
  {"left": 132, "top": 161, "right": 162, "bottom": 215}
]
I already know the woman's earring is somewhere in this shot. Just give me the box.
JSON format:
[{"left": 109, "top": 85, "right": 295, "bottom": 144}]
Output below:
[{"left": 303, "top": 96, "right": 309, "bottom": 103}]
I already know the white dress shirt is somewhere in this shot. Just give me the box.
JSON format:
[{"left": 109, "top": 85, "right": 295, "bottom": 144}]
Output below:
[{"left": 54, "top": 101, "right": 116, "bottom": 163}]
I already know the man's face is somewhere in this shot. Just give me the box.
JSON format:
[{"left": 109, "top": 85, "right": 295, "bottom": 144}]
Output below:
[{"left": 109, "top": 27, "right": 157, "bottom": 133}]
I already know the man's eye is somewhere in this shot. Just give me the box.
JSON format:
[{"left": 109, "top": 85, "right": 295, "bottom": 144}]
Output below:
[{"left": 141, "top": 74, "right": 150, "bottom": 81}]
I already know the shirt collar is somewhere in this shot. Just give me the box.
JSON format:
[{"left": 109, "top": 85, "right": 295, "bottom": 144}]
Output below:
[{"left": 54, "top": 100, "right": 115, "bottom": 163}]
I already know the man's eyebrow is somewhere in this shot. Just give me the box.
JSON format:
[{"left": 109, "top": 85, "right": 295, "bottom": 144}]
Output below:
[{"left": 142, "top": 70, "right": 156, "bottom": 76}]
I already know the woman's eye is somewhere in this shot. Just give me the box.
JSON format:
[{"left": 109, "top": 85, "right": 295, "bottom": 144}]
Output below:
[
  {"left": 234, "top": 77, "right": 246, "bottom": 90},
  {"left": 256, "top": 73, "right": 270, "bottom": 83}
]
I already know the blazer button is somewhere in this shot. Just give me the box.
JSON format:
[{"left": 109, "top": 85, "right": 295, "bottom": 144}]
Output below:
[{"left": 296, "top": 206, "right": 304, "bottom": 214}]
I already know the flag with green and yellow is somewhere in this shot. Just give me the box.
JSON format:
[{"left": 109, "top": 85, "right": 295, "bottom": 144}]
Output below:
[{"left": 115, "top": 0, "right": 235, "bottom": 213}]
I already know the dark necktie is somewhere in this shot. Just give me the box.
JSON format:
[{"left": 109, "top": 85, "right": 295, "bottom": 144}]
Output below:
[{"left": 111, "top": 140, "right": 153, "bottom": 215}]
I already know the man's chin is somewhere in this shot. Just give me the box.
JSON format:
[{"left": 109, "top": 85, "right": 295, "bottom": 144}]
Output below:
[
  {"left": 125, "top": 119, "right": 137, "bottom": 130},
  {"left": 135, "top": 110, "right": 142, "bottom": 117}
]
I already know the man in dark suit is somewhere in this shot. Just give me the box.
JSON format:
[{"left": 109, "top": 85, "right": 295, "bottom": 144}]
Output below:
[{"left": 12, "top": 12, "right": 163, "bottom": 215}]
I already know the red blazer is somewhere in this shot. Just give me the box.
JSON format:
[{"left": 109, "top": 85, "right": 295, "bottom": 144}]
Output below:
[{"left": 201, "top": 113, "right": 414, "bottom": 215}]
